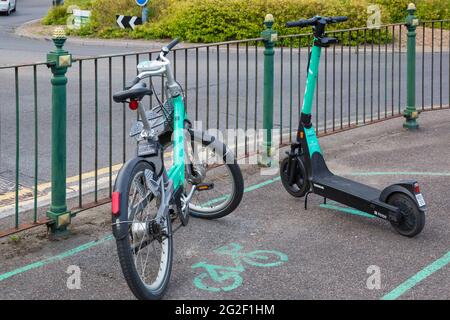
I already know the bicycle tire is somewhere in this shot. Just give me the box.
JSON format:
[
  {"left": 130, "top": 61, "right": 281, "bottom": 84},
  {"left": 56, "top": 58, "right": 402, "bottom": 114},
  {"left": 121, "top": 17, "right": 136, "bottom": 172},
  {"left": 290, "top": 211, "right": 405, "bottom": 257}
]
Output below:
[
  {"left": 115, "top": 160, "right": 173, "bottom": 300},
  {"left": 188, "top": 137, "right": 244, "bottom": 220}
]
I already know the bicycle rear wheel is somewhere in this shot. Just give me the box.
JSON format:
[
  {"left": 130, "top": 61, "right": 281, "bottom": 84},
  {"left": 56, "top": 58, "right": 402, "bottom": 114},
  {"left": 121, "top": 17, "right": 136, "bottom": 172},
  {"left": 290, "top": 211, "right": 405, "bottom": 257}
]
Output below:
[
  {"left": 185, "top": 136, "right": 244, "bottom": 220},
  {"left": 115, "top": 161, "right": 173, "bottom": 300}
]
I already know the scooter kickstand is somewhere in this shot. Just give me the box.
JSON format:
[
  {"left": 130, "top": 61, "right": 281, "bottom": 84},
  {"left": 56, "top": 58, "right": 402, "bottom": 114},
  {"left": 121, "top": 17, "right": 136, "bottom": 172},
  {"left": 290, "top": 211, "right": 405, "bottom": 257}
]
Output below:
[
  {"left": 304, "top": 191, "right": 311, "bottom": 210},
  {"left": 323, "top": 197, "right": 327, "bottom": 205}
]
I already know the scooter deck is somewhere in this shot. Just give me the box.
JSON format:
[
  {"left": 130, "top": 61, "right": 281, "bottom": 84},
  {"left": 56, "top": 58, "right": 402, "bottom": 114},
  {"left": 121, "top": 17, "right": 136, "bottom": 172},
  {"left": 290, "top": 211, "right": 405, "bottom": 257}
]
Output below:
[
  {"left": 311, "top": 172, "right": 384, "bottom": 214},
  {"left": 313, "top": 174, "right": 381, "bottom": 201}
]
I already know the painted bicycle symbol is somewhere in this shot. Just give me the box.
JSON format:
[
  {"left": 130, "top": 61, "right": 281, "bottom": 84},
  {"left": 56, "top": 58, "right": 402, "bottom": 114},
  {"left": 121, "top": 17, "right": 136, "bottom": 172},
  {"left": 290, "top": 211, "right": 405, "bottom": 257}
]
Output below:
[{"left": 191, "top": 243, "right": 288, "bottom": 292}]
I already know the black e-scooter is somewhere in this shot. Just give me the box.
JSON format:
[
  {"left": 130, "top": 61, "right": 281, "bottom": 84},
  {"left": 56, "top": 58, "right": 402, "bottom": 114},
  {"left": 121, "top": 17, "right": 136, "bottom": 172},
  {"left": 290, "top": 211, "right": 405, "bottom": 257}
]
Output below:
[{"left": 280, "top": 16, "right": 426, "bottom": 237}]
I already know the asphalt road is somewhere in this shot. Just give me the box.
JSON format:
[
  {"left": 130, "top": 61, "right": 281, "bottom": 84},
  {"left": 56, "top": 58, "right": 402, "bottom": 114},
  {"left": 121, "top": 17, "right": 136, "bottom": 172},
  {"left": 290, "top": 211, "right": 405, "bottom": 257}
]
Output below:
[
  {"left": 0, "top": 1, "right": 449, "bottom": 218},
  {"left": 0, "top": 109, "right": 448, "bottom": 300},
  {"left": 0, "top": 0, "right": 149, "bottom": 65}
]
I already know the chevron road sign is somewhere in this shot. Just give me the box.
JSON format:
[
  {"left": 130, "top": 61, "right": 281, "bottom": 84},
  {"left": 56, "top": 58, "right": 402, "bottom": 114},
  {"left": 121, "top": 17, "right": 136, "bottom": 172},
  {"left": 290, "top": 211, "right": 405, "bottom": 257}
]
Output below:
[{"left": 116, "top": 15, "right": 142, "bottom": 30}]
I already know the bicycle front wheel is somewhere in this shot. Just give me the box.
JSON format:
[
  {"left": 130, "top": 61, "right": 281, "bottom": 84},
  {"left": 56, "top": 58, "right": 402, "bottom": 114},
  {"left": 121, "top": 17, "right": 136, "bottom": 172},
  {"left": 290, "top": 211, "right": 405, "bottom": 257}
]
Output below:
[
  {"left": 186, "top": 134, "right": 244, "bottom": 220},
  {"left": 115, "top": 161, "right": 173, "bottom": 300}
]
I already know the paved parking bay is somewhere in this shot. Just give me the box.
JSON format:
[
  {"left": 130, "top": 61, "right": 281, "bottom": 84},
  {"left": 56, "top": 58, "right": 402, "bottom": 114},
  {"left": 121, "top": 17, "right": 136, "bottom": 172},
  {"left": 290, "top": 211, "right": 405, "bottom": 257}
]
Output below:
[{"left": 0, "top": 109, "right": 449, "bottom": 300}]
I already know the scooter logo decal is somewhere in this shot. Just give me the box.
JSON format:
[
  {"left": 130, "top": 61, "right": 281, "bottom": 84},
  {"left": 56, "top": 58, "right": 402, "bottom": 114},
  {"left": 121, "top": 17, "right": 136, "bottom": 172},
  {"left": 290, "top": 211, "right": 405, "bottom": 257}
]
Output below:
[
  {"left": 304, "top": 127, "right": 322, "bottom": 156},
  {"left": 373, "top": 211, "right": 387, "bottom": 219}
]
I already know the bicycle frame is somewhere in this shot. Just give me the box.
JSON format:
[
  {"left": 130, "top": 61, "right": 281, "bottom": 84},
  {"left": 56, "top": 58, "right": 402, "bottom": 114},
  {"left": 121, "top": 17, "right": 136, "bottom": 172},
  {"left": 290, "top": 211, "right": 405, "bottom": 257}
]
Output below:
[
  {"left": 113, "top": 51, "right": 194, "bottom": 237},
  {"left": 135, "top": 53, "right": 186, "bottom": 192},
  {"left": 168, "top": 94, "right": 186, "bottom": 191}
]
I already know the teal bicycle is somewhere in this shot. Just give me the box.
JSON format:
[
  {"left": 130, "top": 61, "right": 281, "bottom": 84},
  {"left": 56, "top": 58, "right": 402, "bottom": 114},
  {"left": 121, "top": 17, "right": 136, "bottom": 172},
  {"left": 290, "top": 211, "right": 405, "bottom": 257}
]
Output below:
[{"left": 111, "top": 39, "right": 244, "bottom": 300}]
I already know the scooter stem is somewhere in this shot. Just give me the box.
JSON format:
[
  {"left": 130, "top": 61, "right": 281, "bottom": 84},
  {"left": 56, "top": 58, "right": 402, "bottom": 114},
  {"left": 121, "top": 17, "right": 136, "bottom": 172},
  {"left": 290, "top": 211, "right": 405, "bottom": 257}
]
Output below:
[{"left": 301, "top": 45, "right": 322, "bottom": 116}]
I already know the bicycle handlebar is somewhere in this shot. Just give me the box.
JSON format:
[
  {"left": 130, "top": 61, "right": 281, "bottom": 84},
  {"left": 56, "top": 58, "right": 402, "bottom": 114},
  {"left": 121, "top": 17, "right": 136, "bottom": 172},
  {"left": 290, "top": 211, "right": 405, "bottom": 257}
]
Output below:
[
  {"left": 286, "top": 16, "right": 348, "bottom": 28},
  {"left": 161, "top": 38, "right": 180, "bottom": 56},
  {"left": 166, "top": 38, "right": 180, "bottom": 50}
]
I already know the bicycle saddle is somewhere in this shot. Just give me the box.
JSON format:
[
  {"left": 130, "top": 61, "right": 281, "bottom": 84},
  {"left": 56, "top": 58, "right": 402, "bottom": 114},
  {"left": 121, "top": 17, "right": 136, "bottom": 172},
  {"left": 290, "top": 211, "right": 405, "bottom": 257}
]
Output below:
[{"left": 113, "top": 82, "right": 153, "bottom": 103}]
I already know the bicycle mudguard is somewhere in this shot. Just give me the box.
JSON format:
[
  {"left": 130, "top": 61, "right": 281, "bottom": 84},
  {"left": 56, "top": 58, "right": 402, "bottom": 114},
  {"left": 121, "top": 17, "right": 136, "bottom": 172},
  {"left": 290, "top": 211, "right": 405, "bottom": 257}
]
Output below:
[{"left": 112, "top": 157, "right": 158, "bottom": 240}]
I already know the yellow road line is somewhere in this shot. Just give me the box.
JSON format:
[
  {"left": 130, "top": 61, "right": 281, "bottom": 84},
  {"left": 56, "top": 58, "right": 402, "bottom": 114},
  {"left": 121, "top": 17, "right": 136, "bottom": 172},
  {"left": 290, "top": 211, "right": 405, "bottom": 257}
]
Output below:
[
  {"left": 0, "top": 135, "right": 264, "bottom": 204},
  {"left": 0, "top": 164, "right": 124, "bottom": 203}
]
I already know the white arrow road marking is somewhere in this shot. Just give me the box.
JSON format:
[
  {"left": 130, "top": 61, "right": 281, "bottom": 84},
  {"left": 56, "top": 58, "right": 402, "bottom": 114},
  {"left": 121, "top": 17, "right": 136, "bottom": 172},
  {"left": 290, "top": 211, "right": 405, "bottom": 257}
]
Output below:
[
  {"left": 129, "top": 16, "right": 138, "bottom": 30},
  {"left": 117, "top": 15, "right": 125, "bottom": 29}
]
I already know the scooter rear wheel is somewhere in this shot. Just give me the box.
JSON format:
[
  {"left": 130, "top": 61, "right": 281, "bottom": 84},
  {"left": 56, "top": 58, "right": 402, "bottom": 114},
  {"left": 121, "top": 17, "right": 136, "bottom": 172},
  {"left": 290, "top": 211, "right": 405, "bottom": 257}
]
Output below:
[
  {"left": 280, "top": 157, "right": 310, "bottom": 198},
  {"left": 387, "top": 193, "right": 425, "bottom": 237}
]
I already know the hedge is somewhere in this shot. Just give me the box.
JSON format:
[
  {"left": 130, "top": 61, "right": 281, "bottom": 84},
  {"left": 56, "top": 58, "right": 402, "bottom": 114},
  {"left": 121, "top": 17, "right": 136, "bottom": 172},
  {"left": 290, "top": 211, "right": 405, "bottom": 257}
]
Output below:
[{"left": 42, "top": 0, "right": 450, "bottom": 43}]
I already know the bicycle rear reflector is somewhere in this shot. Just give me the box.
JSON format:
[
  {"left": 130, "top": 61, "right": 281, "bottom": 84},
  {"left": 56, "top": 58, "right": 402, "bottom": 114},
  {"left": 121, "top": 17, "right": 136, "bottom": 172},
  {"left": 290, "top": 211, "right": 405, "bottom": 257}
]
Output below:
[
  {"left": 112, "top": 192, "right": 120, "bottom": 216},
  {"left": 129, "top": 100, "right": 139, "bottom": 110}
]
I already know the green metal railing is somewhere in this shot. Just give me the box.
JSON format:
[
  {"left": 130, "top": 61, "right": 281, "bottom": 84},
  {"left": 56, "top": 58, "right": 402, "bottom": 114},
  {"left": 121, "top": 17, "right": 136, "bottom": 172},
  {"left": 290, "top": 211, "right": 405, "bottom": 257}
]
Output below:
[{"left": 0, "top": 18, "right": 449, "bottom": 237}]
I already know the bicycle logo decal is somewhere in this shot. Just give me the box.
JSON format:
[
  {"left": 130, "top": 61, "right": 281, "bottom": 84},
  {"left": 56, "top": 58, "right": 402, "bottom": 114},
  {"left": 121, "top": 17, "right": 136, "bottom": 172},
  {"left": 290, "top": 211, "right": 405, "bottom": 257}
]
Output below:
[{"left": 191, "top": 243, "right": 288, "bottom": 292}]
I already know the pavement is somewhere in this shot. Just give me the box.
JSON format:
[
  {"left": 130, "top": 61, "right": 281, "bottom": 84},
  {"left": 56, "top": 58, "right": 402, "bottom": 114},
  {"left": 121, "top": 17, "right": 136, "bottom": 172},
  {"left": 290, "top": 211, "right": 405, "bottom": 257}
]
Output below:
[{"left": 0, "top": 108, "right": 449, "bottom": 300}]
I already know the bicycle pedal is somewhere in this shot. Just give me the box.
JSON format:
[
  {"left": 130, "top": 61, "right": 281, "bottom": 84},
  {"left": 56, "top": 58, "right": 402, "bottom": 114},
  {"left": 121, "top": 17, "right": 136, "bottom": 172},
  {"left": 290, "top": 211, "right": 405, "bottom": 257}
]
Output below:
[
  {"left": 169, "top": 209, "right": 177, "bottom": 221},
  {"left": 197, "top": 183, "right": 214, "bottom": 191}
]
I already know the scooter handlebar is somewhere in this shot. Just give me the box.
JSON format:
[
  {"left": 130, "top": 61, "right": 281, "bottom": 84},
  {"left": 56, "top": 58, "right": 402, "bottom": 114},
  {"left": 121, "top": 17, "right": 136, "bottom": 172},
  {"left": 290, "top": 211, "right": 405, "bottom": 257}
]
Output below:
[
  {"left": 329, "top": 16, "right": 348, "bottom": 23},
  {"left": 286, "top": 16, "right": 348, "bottom": 28},
  {"left": 286, "top": 17, "right": 318, "bottom": 28}
]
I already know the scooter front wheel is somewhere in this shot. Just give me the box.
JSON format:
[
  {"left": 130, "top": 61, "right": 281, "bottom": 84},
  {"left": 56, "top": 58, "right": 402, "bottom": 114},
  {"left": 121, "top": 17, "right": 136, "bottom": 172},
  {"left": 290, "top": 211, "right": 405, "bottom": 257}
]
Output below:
[
  {"left": 280, "top": 157, "right": 310, "bottom": 198},
  {"left": 387, "top": 193, "right": 425, "bottom": 237}
]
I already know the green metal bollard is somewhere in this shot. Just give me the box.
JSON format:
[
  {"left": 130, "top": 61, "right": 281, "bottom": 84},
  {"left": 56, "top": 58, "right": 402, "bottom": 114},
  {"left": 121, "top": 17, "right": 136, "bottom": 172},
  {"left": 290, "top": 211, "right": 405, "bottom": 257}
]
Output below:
[
  {"left": 403, "top": 3, "right": 420, "bottom": 130},
  {"left": 258, "top": 14, "right": 277, "bottom": 167},
  {"left": 46, "top": 27, "right": 73, "bottom": 234}
]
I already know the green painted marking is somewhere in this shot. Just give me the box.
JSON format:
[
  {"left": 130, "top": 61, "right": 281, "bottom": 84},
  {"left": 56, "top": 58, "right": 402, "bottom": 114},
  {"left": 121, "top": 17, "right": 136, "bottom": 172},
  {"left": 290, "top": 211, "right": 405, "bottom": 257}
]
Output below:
[
  {"left": 244, "top": 176, "right": 281, "bottom": 192},
  {"left": 201, "top": 177, "right": 281, "bottom": 207},
  {"left": 381, "top": 251, "right": 450, "bottom": 300},
  {"left": 1, "top": 169, "right": 448, "bottom": 295},
  {"left": 320, "top": 203, "right": 375, "bottom": 219},
  {"left": 192, "top": 243, "right": 288, "bottom": 292},
  {"left": 202, "top": 196, "right": 228, "bottom": 207},
  {"left": 0, "top": 177, "right": 282, "bottom": 282},
  {"left": 0, "top": 235, "right": 113, "bottom": 282}
]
